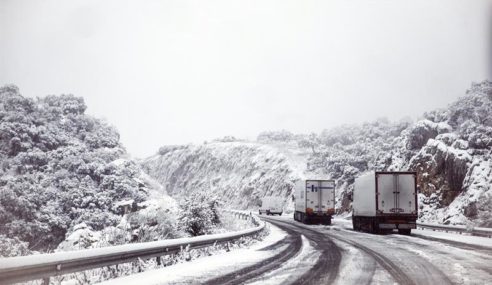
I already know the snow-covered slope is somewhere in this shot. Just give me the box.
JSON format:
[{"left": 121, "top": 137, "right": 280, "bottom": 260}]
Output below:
[
  {"left": 141, "top": 141, "right": 309, "bottom": 211},
  {"left": 143, "top": 80, "right": 492, "bottom": 227}
]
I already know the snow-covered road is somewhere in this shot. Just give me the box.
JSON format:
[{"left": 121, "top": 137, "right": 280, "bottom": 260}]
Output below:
[
  {"left": 100, "top": 215, "right": 492, "bottom": 285},
  {"left": 264, "top": 216, "right": 492, "bottom": 285}
]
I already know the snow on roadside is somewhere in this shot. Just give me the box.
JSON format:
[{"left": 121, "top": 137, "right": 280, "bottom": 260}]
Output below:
[
  {"left": 244, "top": 235, "right": 320, "bottom": 285},
  {"left": 97, "top": 223, "right": 287, "bottom": 285}
]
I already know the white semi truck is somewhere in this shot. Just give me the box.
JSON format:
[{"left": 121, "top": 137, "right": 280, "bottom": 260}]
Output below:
[
  {"left": 259, "top": 197, "right": 284, "bottom": 215},
  {"left": 294, "top": 179, "right": 336, "bottom": 225},
  {"left": 352, "top": 171, "right": 418, "bottom": 235}
]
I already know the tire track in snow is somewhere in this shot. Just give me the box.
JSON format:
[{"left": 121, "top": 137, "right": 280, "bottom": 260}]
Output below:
[
  {"left": 328, "top": 234, "right": 416, "bottom": 285},
  {"left": 244, "top": 235, "right": 321, "bottom": 285},
  {"left": 326, "top": 229, "right": 455, "bottom": 285},
  {"left": 261, "top": 217, "right": 342, "bottom": 284},
  {"left": 387, "top": 232, "right": 492, "bottom": 282},
  {"left": 203, "top": 224, "right": 303, "bottom": 285},
  {"left": 268, "top": 217, "right": 414, "bottom": 285}
]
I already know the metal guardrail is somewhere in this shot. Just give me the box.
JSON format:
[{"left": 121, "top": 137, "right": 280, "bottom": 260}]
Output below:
[
  {"left": 417, "top": 222, "right": 492, "bottom": 238},
  {"left": 0, "top": 211, "right": 264, "bottom": 285}
]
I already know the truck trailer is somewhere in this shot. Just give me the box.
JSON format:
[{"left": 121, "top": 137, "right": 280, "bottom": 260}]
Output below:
[
  {"left": 259, "top": 197, "right": 284, "bottom": 215},
  {"left": 352, "top": 171, "right": 418, "bottom": 235},
  {"left": 294, "top": 179, "right": 336, "bottom": 225}
]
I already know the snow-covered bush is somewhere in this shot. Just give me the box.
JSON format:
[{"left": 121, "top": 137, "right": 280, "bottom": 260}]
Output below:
[
  {"left": 126, "top": 208, "right": 181, "bottom": 242},
  {"left": 0, "top": 85, "right": 152, "bottom": 253},
  {"left": 178, "top": 192, "right": 222, "bottom": 236},
  {"left": 0, "top": 235, "right": 31, "bottom": 257}
]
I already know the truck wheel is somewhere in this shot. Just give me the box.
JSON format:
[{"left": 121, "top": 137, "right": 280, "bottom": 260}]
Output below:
[{"left": 371, "top": 220, "right": 379, "bottom": 234}]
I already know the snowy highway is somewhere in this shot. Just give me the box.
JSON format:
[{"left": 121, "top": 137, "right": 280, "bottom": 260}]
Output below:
[
  {"left": 100, "top": 215, "right": 492, "bottom": 285},
  {"left": 260, "top": 216, "right": 492, "bottom": 285}
]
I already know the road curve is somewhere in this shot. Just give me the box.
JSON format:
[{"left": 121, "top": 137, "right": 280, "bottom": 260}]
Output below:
[
  {"left": 205, "top": 215, "right": 491, "bottom": 285},
  {"left": 266, "top": 216, "right": 492, "bottom": 285},
  {"left": 205, "top": 216, "right": 343, "bottom": 285},
  {"left": 261, "top": 216, "right": 343, "bottom": 284},
  {"left": 203, "top": 223, "right": 303, "bottom": 285}
]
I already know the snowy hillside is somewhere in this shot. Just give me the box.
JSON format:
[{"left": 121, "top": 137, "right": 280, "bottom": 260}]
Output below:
[
  {"left": 143, "top": 81, "right": 492, "bottom": 227},
  {"left": 141, "top": 141, "right": 308, "bottom": 211},
  {"left": 0, "top": 85, "right": 177, "bottom": 256}
]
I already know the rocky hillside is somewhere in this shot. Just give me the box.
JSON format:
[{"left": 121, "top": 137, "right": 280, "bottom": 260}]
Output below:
[
  {"left": 143, "top": 81, "right": 492, "bottom": 227},
  {"left": 0, "top": 85, "right": 176, "bottom": 256}
]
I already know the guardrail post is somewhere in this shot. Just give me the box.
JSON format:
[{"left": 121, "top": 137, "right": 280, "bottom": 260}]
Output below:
[
  {"left": 41, "top": 277, "right": 50, "bottom": 285},
  {"left": 156, "top": 256, "right": 161, "bottom": 266}
]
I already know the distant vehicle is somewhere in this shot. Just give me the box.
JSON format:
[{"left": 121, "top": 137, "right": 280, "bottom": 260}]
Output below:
[
  {"left": 259, "top": 197, "right": 284, "bottom": 215},
  {"left": 294, "top": 179, "right": 336, "bottom": 225},
  {"left": 351, "top": 171, "right": 418, "bottom": 235}
]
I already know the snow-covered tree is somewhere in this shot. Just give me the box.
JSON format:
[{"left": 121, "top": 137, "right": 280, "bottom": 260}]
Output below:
[
  {"left": 178, "top": 192, "right": 222, "bottom": 236},
  {"left": 0, "top": 85, "right": 151, "bottom": 255}
]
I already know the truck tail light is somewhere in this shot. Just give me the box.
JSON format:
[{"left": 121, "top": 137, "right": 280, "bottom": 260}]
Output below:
[
  {"left": 327, "top": 208, "right": 335, "bottom": 215},
  {"left": 306, "top": 208, "right": 313, "bottom": 215}
]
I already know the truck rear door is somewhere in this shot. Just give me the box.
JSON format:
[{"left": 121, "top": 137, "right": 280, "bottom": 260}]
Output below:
[
  {"left": 320, "top": 180, "right": 335, "bottom": 213},
  {"left": 306, "top": 180, "right": 320, "bottom": 213},
  {"left": 377, "top": 173, "right": 416, "bottom": 215},
  {"left": 396, "top": 174, "right": 417, "bottom": 214},
  {"left": 306, "top": 180, "right": 335, "bottom": 214}
]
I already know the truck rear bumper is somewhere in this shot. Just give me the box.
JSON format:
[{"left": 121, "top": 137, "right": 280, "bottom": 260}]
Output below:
[
  {"left": 379, "top": 223, "right": 416, "bottom": 229},
  {"left": 295, "top": 211, "right": 332, "bottom": 225},
  {"left": 397, "top": 223, "right": 416, "bottom": 229}
]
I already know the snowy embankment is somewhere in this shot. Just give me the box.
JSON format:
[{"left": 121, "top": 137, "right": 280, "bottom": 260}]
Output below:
[
  {"left": 0, "top": 222, "right": 264, "bottom": 270},
  {"left": 0, "top": 211, "right": 265, "bottom": 284},
  {"left": 98, "top": 224, "right": 289, "bottom": 285},
  {"left": 141, "top": 141, "right": 309, "bottom": 212}
]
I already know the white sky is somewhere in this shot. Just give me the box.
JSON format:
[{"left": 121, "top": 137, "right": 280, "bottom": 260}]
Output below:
[{"left": 1, "top": 0, "right": 491, "bottom": 158}]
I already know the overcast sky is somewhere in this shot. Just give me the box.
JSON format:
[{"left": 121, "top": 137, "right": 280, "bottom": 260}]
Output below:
[{"left": 1, "top": 0, "right": 491, "bottom": 158}]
